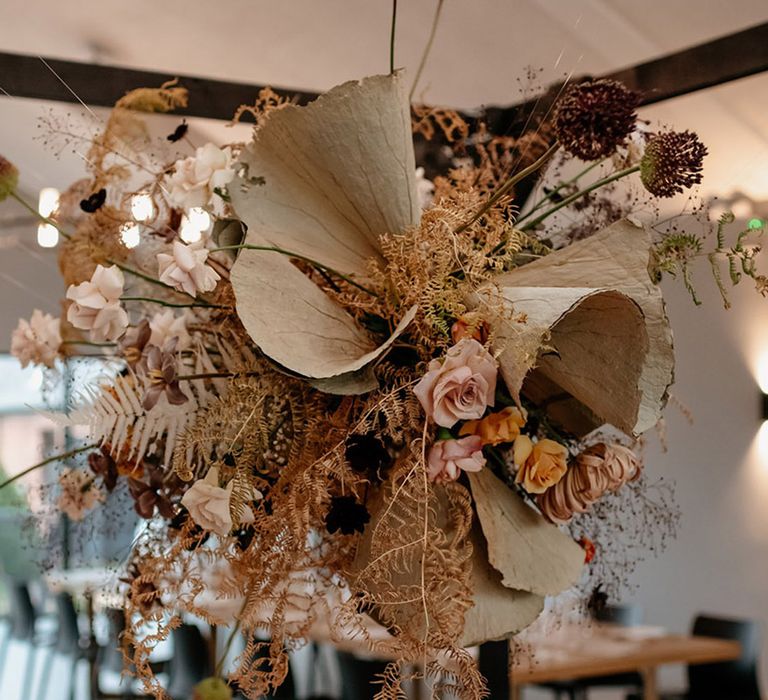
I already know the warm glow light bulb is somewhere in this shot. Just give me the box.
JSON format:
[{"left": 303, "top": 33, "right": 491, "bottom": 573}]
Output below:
[
  {"left": 38, "top": 187, "right": 60, "bottom": 218},
  {"left": 757, "top": 352, "right": 768, "bottom": 394},
  {"left": 131, "top": 193, "right": 154, "bottom": 222},
  {"left": 120, "top": 223, "right": 141, "bottom": 249},
  {"left": 37, "top": 223, "right": 59, "bottom": 248},
  {"left": 731, "top": 198, "right": 752, "bottom": 220},
  {"left": 187, "top": 207, "right": 211, "bottom": 231}
]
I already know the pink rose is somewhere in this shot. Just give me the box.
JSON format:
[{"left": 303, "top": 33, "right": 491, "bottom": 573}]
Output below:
[
  {"left": 427, "top": 436, "right": 486, "bottom": 484},
  {"left": 414, "top": 339, "right": 497, "bottom": 428}
]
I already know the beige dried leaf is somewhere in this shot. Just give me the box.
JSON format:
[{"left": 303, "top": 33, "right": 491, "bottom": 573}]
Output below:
[
  {"left": 481, "top": 218, "right": 673, "bottom": 436},
  {"left": 468, "top": 469, "right": 584, "bottom": 597},
  {"left": 230, "top": 72, "right": 420, "bottom": 279},
  {"left": 460, "top": 524, "right": 544, "bottom": 646}
]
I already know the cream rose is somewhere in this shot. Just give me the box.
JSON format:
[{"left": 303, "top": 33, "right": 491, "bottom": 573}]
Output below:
[
  {"left": 66, "top": 264, "right": 128, "bottom": 342},
  {"left": 11, "top": 310, "right": 61, "bottom": 369},
  {"left": 427, "top": 435, "right": 486, "bottom": 484},
  {"left": 181, "top": 467, "right": 259, "bottom": 537},
  {"left": 158, "top": 239, "right": 221, "bottom": 297},
  {"left": 165, "top": 143, "right": 235, "bottom": 211},
  {"left": 414, "top": 339, "right": 497, "bottom": 428},
  {"left": 514, "top": 435, "right": 569, "bottom": 495}
]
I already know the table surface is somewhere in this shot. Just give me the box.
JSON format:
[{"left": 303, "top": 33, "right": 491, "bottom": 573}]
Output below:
[{"left": 510, "top": 628, "right": 741, "bottom": 684}]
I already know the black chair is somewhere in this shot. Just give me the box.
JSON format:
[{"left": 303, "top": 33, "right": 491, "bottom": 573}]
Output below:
[
  {"left": 34, "top": 592, "right": 84, "bottom": 700},
  {"left": 538, "top": 604, "right": 645, "bottom": 700},
  {"left": 337, "top": 650, "right": 390, "bottom": 700},
  {"left": 166, "top": 623, "right": 212, "bottom": 700},
  {"left": 627, "top": 614, "right": 761, "bottom": 700},
  {"left": 478, "top": 640, "right": 510, "bottom": 700},
  {"left": 1, "top": 580, "right": 44, "bottom": 699}
]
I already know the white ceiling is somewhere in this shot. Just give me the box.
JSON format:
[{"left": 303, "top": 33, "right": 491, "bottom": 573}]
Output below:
[{"left": 0, "top": 0, "right": 767, "bottom": 347}]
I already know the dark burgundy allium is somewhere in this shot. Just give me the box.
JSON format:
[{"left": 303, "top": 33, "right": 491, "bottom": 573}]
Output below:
[
  {"left": 0, "top": 155, "right": 19, "bottom": 202},
  {"left": 640, "top": 130, "right": 707, "bottom": 198},
  {"left": 344, "top": 433, "right": 393, "bottom": 481},
  {"left": 553, "top": 79, "right": 640, "bottom": 160},
  {"left": 325, "top": 495, "right": 370, "bottom": 536}
]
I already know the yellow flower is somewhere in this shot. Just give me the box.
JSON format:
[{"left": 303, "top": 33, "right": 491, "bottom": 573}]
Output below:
[
  {"left": 514, "top": 436, "right": 568, "bottom": 495},
  {"left": 459, "top": 407, "right": 527, "bottom": 446}
]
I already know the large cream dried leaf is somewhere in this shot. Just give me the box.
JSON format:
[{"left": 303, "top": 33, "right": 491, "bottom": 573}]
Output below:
[
  {"left": 491, "top": 219, "right": 673, "bottom": 434},
  {"left": 230, "top": 72, "right": 420, "bottom": 279},
  {"left": 468, "top": 469, "right": 584, "bottom": 597},
  {"left": 461, "top": 524, "right": 544, "bottom": 646},
  {"left": 231, "top": 248, "right": 416, "bottom": 378}
]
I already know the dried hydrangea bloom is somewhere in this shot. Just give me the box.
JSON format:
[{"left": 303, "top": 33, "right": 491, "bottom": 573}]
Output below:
[
  {"left": 10, "top": 309, "right": 61, "bottom": 368},
  {"left": 157, "top": 239, "right": 220, "bottom": 297},
  {"left": 640, "top": 130, "right": 707, "bottom": 197},
  {"left": 57, "top": 468, "right": 103, "bottom": 521},
  {"left": 0, "top": 155, "right": 19, "bottom": 202},
  {"left": 553, "top": 79, "right": 640, "bottom": 161}
]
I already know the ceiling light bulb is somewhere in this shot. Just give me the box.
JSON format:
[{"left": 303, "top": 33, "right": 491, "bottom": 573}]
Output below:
[
  {"left": 187, "top": 207, "right": 211, "bottom": 231},
  {"left": 120, "top": 223, "right": 141, "bottom": 249},
  {"left": 38, "top": 187, "right": 60, "bottom": 218},
  {"left": 731, "top": 198, "right": 753, "bottom": 220},
  {"left": 37, "top": 223, "right": 59, "bottom": 248},
  {"left": 131, "top": 193, "right": 154, "bottom": 222},
  {"left": 179, "top": 215, "right": 202, "bottom": 243}
]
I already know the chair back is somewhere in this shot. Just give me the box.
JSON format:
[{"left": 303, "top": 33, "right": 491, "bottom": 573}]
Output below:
[
  {"left": 166, "top": 623, "right": 212, "bottom": 699},
  {"left": 688, "top": 614, "right": 761, "bottom": 700},
  {"left": 336, "top": 650, "right": 390, "bottom": 700},
  {"left": 53, "top": 592, "right": 81, "bottom": 653},
  {"left": 5, "top": 580, "right": 36, "bottom": 640},
  {"left": 594, "top": 603, "right": 643, "bottom": 627}
]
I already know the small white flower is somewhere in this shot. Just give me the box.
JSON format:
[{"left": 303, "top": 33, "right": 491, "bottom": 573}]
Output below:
[
  {"left": 180, "top": 466, "right": 260, "bottom": 537},
  {"left": 157, "top": 239, "right": 220, "bottom": 297},
  {"left": 65, "top": 264, "right": 129, "bottom": 342},
  {"left": 415, "top": 166, "right": 435, "bottom": 210},
  {"left": 164, "top": 143, "right": 235, "bottom": 211},
  {"left": 149, "top": 309, "right": 190, "bottom": 350},
  {"left": 11, "top": 310, "right": 61, "bottom": 368}
]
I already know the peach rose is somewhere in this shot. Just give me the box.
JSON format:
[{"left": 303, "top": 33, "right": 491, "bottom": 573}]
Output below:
[
  {"left": 450, "top": 313, "right": 490, "bottom": 344},
  {"left": 414, "top": 339, "right": 497, "bottom": 428},
  {"left": 427, "top": 436, "right": 486, "bottom": 484},
  {"left": 459, "top": 406, "right": 527, "bottom": 446},
  {"left": 514, "top": 435, "right": 569, "bottom": 495}
]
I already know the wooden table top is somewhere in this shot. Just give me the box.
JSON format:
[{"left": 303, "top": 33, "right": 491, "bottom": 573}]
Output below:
[{"left": 510, "top": 628, "right": 741, "bottom": 684}]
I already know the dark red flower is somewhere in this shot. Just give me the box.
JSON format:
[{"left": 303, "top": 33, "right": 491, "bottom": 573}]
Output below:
[
  {"left": 640, "top": 130, "right": 707, "bottom": 198},
  {"left": 128, "top": 464, "right": 175, "bottom": 519},
  {"left": 142, "top": 339, "right": 188, "bottom": 410},
  {"left": 325, "top": 495, "right": 370, "bottom": 535}
]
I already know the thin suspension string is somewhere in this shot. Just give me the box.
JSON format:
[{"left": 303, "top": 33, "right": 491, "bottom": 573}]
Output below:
[
  {"left": 409, "top": 0, "right": 445, "bottom": 101},
  {"left": 389, "top": 0, "right": 398, "bottom": 75}
]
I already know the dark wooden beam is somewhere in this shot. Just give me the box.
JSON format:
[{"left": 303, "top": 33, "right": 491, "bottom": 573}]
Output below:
[
  {"left": 0, "top": 52, "right": 318, "bottom": 120},
  {"left": 1, "top": 20, "right": 767, "bottom": 123}
]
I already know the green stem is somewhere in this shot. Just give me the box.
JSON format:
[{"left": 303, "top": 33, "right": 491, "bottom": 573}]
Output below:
[
  {"left": 0, "top": 444, "right": 97, "bottom": 491},
  {"left": 10, "top": 191, "right": 71, "bottom": 240},
  {"left": 516, "top": 158, "right": 605, "bottom": 224},
  {"left": 120, "top": 296, "right": 230, "bottom": 309},
  {"left": 214, "top": 601, "right": 247, "bottom": 679},
  {"left": 409, "top": 0, "right": 445, "bottom": 100},
  {"left": 210, "top": 244, "right": 379, "bottom": 297},
  {"left": 521, "top": 165, "right": 640, "bottom": 231},
  {"left": 389, "top": 0, "right": 398, "bottom": 74},
  {"left": 454, "top": 143, "right": 559, "bottom": 234}
]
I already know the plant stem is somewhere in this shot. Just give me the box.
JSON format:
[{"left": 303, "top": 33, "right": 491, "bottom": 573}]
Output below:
[
  {"left": 520, "top": 165, "right": 640, "bottom": 231},
  {"left": 62, "top": 340, "right": 115, "bottom": 347},
  {"left": 214, "top": 601, "right": 247, "bottom": 679},
  {"left": 0, "top": 444, "right": 97, "bottom": 491},
  {"left": 454, "top": 143, "right": 559, "bottom": 234},
  {"left": 177, "top": 371, "right": 240, "bottom": 381},
  {"left": 409, "top": 0, "right": 445, "bottom": 100},
  {"left": 389, "top": 0, "right": 398, "bottom": 75},
  {"left": 210, "top": 244, "right": 379, "bottom": 297},
  {"left": 10, "top": 191, "right": 71, "bottom": 240},
  {"left": 120, "top": 296, "right": 230, "bottom": 309},
  {"left": 516, "top": 158, "right": 605, "bottom": 224}
]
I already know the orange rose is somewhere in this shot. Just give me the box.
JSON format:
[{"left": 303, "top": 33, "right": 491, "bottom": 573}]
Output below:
[
  {"left": 514, "top": 436, "right": 568, "bottom": 494},
  {"left": 459, "top": 406, "right": 527, "bottom": 446},
  {"left": 450, "top": 313, "right": 490, "bottom": 344}
]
